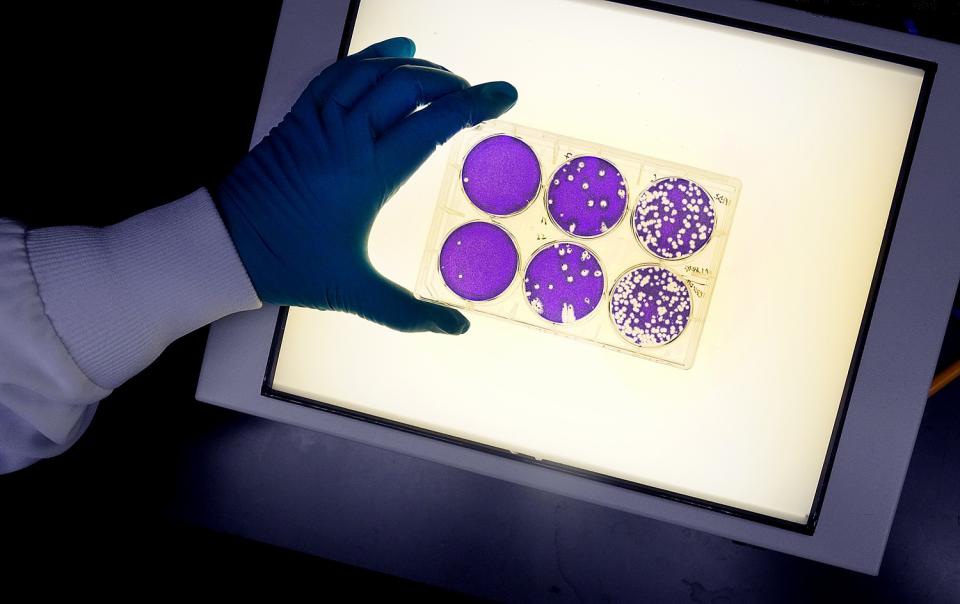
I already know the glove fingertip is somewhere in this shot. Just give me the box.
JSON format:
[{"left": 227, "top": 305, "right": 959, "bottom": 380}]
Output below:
[
  {"left": 387, "top": 36, "right": 416, "bottom": 57},
  {"left": 477, "top": 81, "right": 518, "bottom": 115},
  {"left": 432, "top": 307, "right": 471, "bottom": 335},
  {"left": 358, "top": 37, "right": 416, "bottom": 60},
  {"left": 482, "top": 80, "right": 518, "bottom": 103}
]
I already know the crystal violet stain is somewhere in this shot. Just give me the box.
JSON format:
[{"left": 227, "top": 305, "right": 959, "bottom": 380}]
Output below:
[
  {"left": 610, "top": 265, "right": 692, "bottom": 346},
  {"left": 634, "top": 177, "right": 715, "bottom": 259},
  {"left": 461, "top": 135, "right": 541, "bottom": 216},
  {"left": 546, "top": 156, "right": 627, "bottom": 238},
  {"left": 440, "top": 221, "right": 519, "bottom": 301},
  {"left": 523, "top": 242, "right": 604, "bottom": 324}
]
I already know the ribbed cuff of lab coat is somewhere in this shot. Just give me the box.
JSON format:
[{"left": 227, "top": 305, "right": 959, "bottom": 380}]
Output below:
[{"left": 25, "top": 188, "right": 262, "bottom": 389}]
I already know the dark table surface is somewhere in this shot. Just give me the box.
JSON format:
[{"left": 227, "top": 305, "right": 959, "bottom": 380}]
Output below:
[{"left": 3, "top": 3, "right": 958, "bottom": 601}]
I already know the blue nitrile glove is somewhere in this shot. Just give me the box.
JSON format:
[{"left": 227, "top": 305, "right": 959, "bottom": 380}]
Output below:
[{"left": 213, "top": 37, "right": 518, "bottom": 335}]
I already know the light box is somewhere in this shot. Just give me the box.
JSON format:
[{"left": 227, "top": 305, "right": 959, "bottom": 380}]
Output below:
[{"left": 198, "top": 0, "right": 960, "bottom": 573}]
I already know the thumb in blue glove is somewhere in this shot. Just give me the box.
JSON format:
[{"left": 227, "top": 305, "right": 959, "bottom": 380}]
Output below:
[{"left": 213, "top": 36, "right": 518, "bottom": 335}]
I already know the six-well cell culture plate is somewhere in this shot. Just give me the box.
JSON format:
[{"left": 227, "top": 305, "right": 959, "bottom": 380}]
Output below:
[{"left": 415, "top": 120, "right": 741, "bottom": 369}]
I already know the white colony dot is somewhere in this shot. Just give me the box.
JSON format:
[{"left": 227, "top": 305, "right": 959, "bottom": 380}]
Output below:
[
  {"left": 457, "top": 273, "right": 463, "bottom": 279},
  {"left": 561, "top": 263, "right": 568, "bottom": 271},
  {"left": 456, "top": 240, "right": 461, "bottom": 245},
  {"left": 567, "top": 174, "right": 574, "bottom": 181},
  {"left": 578, "top": 161, "right": 585, "bottom": 168},
  {"left": 548, "top": 284, "right": 554, "bottom": 289},
  {"left": 594, "top": 270, "right": 602, "bottom": 277},
  {"left": 598, "top": 169, "right": 605, "bottom": 177},
  {"left": 582, "top": 182, "right": 589, "bottom": 190},
  {"left": 580, "top": 269, "right": 589, "bottom": 276},
  {"left": 569, "top": 223, "right": 577, "bottom": 233},
  {"left": 548, "top": 198, "right": 554, "bottom": 205},
  {"left": 463, "top": 177, "right": 469, "bottom": 183},
  {"left": 587, "top": 199, "right": 594, "bottom": 207},
  {"left": 554, "top": 179, "right": 560, "bottom": 185},
  {"left": 618, "top": 189, "right": 625, "bottom": 198},
  {"left": 566, "top": 275, "right": 574, "bottom": 283},
  {"left": 600, "top": 199, "right": 607, "bottom": 208}
]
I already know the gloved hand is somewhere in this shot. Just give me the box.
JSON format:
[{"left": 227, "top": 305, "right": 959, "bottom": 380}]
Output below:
[{"left": 214, "top": 37, "right": 518, "bottom": 335}]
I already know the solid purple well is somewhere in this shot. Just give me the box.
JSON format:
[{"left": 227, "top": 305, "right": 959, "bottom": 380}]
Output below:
[
  {"left": 440, "top": 221, "right": 518, "bottom": 301},
  {"left": 610, "top": 266, "right": 692, "bottom": 346},
  {"left": 546, "top": 156, "right": 627, "bottom": 238},
  {"left": 634, "top": 177, "right": 715, "bottom": 259},
  {"left": 523, "top": 242, "right": 604, "bottom": 324},
  {"left": 461, "top": 135, "right": 541, "bottom": 216}
]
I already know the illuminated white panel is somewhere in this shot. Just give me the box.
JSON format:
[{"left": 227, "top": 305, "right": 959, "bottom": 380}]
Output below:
[{"left": 271, "top": 0, "right": 924, "bottom": 523}]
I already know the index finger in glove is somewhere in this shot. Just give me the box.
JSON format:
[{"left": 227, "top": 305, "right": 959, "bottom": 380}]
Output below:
[
  {"left": 374, "top": 81, "right": 518, "bottom": 193},
  {"left": 351, "top": 65, "right": 470, "bottom": 138}
]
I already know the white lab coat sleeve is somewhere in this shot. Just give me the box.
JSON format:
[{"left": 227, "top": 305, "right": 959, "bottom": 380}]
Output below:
[{"left": 0, "top": 188, "right": 261, "bottom": 473}]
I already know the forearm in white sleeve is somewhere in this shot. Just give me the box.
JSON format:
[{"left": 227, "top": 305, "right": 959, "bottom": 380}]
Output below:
[{"left": 0, "top": 188, "right": 261, "bottom": 474}]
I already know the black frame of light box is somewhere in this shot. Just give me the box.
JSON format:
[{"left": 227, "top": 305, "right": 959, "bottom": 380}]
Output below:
[{"left": 261, "top": 0, "right": 936, "bottom": 534}]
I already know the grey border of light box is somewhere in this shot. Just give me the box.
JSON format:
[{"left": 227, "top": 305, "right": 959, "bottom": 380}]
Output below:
[{"left": 196, "top": 0, "right": 960, "bottom": 574}]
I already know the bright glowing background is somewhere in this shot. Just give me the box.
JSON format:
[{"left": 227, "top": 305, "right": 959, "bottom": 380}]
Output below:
[{"left": 271, "top": 0, "right": 924, "bottom": 523}]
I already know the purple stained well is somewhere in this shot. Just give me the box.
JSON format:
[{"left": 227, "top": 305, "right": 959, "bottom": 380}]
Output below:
[
  {"left": 440, "top": 221, "right": 518, "bottom": 302},
  {"left": 634, "top": 177, "right": 715, "bottom": 259},
  {"left": 546, "top": 156, "right": 627, "bottom": 238},
  {"left": 523, "top": 242, "right": 604, "bottom": 324},
  {"left": 461, "top": 135, "right": 541, "bottom": 216},
  {"left": 610, "top": 266, "right": 692, "bottom": 347}
]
